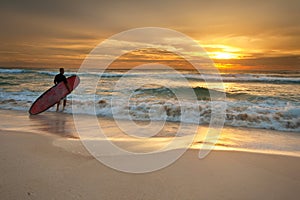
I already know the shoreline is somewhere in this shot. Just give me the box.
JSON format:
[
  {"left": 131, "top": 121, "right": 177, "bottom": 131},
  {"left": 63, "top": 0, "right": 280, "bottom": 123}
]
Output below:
[
  {"left": 1, "top": 109, "right": 299, "bottom": 158},
  {"left": 1, "top": 108, "right": 299, "bottom": 133}
]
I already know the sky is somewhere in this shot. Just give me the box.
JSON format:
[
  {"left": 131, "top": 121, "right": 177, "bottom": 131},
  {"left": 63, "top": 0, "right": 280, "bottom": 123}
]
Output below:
[{"left": 0, "top": 0, "right": 299, "bottom": 71}]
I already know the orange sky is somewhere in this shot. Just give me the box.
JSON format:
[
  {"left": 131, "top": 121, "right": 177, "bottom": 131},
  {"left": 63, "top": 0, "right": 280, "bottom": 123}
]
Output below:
[{"left": 0, "top": 0, "right": 299, "bottom": 71}]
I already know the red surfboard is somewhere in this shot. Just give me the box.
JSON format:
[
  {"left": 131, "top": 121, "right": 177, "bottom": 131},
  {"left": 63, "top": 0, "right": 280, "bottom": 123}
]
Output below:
[{"left": 29, "top": 75, "right": 80, "bottom": 115}]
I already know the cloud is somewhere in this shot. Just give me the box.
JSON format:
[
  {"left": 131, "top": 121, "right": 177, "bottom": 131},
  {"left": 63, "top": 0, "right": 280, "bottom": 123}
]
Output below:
[{"left": 0, "top": 0, "right": 299, "bottom": 69}]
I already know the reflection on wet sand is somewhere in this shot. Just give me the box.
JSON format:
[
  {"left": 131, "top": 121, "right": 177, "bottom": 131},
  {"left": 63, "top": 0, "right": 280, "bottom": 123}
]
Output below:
[{"left": 29, "top": 112, "right": 79, "bottom": 138}]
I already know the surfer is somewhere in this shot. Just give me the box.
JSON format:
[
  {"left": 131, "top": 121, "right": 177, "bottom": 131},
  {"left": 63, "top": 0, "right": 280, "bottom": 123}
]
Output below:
[{"left": 54, "top": 68, "right": 70, "bottom": 111}]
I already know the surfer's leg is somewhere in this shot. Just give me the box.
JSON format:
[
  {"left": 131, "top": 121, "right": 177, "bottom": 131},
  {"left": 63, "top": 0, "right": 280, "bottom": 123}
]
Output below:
[
  {"left": 63, "top": 99, "right": 67, "bottom": 110},
  {"left": 56, "top": 101, "right": 60, "bottom": 112}
]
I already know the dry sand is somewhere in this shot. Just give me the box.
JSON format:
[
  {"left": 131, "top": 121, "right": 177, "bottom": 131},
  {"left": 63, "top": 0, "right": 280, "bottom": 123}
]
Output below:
[{"left": 0, "top": 110, "right": 300, "bottom": 200}]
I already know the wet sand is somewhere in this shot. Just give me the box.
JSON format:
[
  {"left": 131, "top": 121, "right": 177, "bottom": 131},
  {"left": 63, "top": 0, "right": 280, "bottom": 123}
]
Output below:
[{"left": 0, "top": 110, "right": 300, "bottom": 200}]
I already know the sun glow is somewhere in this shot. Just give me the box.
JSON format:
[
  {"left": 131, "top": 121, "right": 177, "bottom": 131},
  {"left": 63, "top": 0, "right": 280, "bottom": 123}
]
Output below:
[
  {"left": 202, "top": 44, "right": 243, "bottom": 60},
  {"left": 211, "top": 52, "right": 238, "bottom": 60}
]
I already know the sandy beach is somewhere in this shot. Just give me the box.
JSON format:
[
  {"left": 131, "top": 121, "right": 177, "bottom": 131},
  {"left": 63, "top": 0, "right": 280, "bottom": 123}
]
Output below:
[{"left": 0, "top": 110, "right": 299, "bottom": 200}]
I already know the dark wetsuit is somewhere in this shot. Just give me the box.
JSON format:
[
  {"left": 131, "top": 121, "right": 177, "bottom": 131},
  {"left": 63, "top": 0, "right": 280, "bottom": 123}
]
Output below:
[{"left": 54, "top": 74, "right": 67, "bottom": 85}]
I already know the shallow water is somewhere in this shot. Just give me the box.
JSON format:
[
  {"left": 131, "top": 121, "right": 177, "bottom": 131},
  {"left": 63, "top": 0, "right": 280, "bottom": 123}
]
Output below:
[{"left": 1, "top": 109, "right": 300, "bottom": 158}]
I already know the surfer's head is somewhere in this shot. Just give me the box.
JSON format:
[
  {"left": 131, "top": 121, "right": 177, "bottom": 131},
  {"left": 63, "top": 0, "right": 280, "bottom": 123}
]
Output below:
[{"left": 59, "top": 68, "right": 64, "bottom": 74}]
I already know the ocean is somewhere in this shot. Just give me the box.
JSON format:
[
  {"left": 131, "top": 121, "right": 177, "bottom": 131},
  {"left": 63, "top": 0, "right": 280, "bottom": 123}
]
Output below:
[
  {"left": 1, "top": 67, "right": 300, "bottom": 157},
  {"left": 0, "top": 67, "right": 299, "bottom": 132}
]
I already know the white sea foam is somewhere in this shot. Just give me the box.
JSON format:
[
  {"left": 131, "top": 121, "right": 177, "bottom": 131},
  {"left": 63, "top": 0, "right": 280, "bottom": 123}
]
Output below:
[
  {"left": 0, "top": 68, "right": 32, "bottom": 74},
  {"left": 186, "top": 73, "right": 300, "bottom": 84},
  {"left": 56, "top": 97, "right": 300, "bottom": 132}
]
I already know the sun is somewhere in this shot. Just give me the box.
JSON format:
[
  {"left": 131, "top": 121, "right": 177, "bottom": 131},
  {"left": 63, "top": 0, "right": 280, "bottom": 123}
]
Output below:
[{"left": 211, "top": 52, "right": 237, "bottom": 59}]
